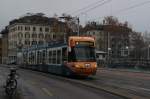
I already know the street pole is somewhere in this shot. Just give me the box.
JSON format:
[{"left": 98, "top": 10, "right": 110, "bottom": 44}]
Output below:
[
  {"left": 148, "top": 45, "right": 150, "bottom": 60},
  {"left": 107, "top": 32, "right": 110, "bottom": 67},
  {"left": 77, "top": 17, "right": 80, "bottom": 36},
  {"left": 126, "top": 46, "right": 129, "bottom": 65}
]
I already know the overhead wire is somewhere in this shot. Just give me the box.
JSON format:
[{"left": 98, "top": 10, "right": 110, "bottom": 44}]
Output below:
[
  {"left": 115, "top": 0, "right": 150, "bottom": 15},
  {"left": 69, "top": 0, "right": 105, "bottom": 15},
  {"left": 75, "top": 0, "right": 112, "bottom": 16},
  {"left": 89, "top": 0, "right": 150, "bottom": 22}
]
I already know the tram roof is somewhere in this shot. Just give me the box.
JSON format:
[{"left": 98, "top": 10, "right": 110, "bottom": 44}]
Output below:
[{"left": 22, "top": 41, "right": 67, "bottom": 52}]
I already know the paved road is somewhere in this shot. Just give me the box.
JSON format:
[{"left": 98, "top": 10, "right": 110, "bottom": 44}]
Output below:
[
  {"left": 0, "top": 66, "right": 123, "bottom": 99},
  {"left": 91, "top": 69, "right": 150, "bottom": 98}
]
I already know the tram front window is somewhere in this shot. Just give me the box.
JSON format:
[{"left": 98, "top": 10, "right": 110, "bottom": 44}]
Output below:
[{"left": 69, "top": 47, "right": 96, "bottom": 62}]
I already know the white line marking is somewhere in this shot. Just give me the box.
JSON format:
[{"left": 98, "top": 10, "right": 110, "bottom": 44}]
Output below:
[{"left": 42, "top": 88, "right": 53, "bottom": 96}]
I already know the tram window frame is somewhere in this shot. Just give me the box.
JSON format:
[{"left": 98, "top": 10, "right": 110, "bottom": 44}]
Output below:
[
  {"left": 42, "top": 50, "right": 46, "bottom": 64},
  {"left": 34, "top": 51, "right": 37, "bottom": 64},
  {"left": 57, "top": 50, "right": 61, "bottom": 64},
  {"left": 48, "top": 50, "right": 52, "bottom": 64},
  {"left": 52, "top": 50, "right": 56, "bottom": 64},
  {"left": 29, "top": 52, "right": 31, "bottom": 64},
  {"left": 31, "top": 52, "right": 33, "bottom": 64},
  {"left": 37, "top": 51, "right": 40, "bottom": 64},
  {"left": 62, "top": 47, "right": 68, "bottom": 62},
  {"left": 23, "top": 52, "right": 28, "bottom": 64},
  {"left": 39, "top": 51, "right": 42, "bottom": 64}
]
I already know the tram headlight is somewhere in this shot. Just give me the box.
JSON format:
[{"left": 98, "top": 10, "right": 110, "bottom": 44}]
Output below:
[
  {"left": 94, "top": 64, "right": 97, "bottom": 68},
  {"left": 75, "top": 64, "right": 80, "bottom": 68}
]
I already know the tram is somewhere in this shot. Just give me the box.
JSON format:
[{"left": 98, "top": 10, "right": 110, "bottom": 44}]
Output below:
[{"left": 21, "top": 36, "right": 97, "bottom": 77}]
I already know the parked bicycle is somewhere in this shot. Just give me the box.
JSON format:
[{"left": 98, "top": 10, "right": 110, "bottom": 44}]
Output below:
[{"left": 5, "top": 67, "right": 18, "bottom": 97}]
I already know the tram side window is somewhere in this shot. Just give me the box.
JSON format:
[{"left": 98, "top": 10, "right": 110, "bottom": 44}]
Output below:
[
  {"left": 34, "top": 52, "right": 36, "bottom": 64},
  {"left": 33, "top": 52, "right": 35, "bottom": 64},
  {"left": 48, "top": 51, "right": 52, "bottom": 64},
  {"left": 37, "top": 51, "right": 40, "bottom": 64},
  {"left": 31, "top": 52, "right": 34, "bottom": 64},
  {"left": 23, "top": 52, "right": 28, "bottom": 64},
  {"left": 42, "top": 50, "right": 46, "bottom": 64},
  {"left": 29, "top": 53, "right": 31, "bottom": 64},
  {"left": 52, "top": 50, "right": 56, "bottom": 64},
  {"left": 57, "top": 50, "right": 61, "bottom": 64},
  {"left": 62, "top": 47, "right": 67, "bottom": 62},
  {"left": 39, "top": 51, "right": 42, "bottom": 64}
]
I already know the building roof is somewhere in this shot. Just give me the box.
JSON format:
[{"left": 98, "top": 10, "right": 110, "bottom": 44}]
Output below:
[{"left": 9, "top": 14, "right": 64, "bottom": 27}]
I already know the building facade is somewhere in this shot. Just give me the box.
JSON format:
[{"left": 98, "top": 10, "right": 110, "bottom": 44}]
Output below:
[
  {"left": 86, "top": 24, "right": 131, "bottom": 66},
  {"left": 1, "top": 28, "right": 8, "bottom": 64},
  {"left": 8, "top": 23, "right": 53, "bottom": 63},
  {"left": 7, "top": 14, "right": 70, "bottom": 63},
  {"left": 0, "top": 38, "right": 2, "bottom": 64}
]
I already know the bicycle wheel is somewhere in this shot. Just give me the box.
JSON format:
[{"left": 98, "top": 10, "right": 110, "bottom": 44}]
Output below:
[{"left": 5, "top": 79, "right": 17, "bottom": 96}]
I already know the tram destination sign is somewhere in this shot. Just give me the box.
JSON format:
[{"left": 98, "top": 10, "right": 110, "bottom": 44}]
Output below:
[{"left": 76, "top": 41, "right": 94, "bottom": 46}]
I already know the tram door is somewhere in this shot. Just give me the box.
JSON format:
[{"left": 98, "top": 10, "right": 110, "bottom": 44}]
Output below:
[{"left": 62, "top": 47, "right": 68, "bottom": 63}]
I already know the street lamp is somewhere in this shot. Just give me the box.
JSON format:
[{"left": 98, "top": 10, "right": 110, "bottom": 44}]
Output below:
[
  {"left": 125, "top": 46, "right": 129, "bottom": 65},
  {"left": 126, "top": 46, "right": 129, "bottom": 56}
]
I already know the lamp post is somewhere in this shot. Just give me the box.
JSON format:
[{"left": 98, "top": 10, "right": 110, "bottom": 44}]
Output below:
[
  {"left": 148, "top": 45, "right": 150, "bottom": 60},
  {"left": 125, "top": 46, "right": 129, "bottom": 65},
  {"left": 126, "top": 46, "right": 129, "bottom": 56},
  {"left": 107, "top": 47, "right": 111, "bottom": 67}
]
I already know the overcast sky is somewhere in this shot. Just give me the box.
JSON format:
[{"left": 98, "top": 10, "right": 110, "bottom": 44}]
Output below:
[{"left": 0, "top": 0, "right": 150, "bottom": 32}]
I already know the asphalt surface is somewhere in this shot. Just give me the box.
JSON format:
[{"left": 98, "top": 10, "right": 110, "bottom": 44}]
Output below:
[
  {"left": 0, "top": 65, "right": 123, "bottom": 99},
  {"left": 91, "top": 68, "right": 150, "bottom": 98}
]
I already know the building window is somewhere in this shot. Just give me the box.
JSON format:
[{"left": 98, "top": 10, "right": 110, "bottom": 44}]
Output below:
[
  {"left": 53, "top": 34, "right": 56, "bottom": 39},
  {"left": 39, "top": 27, "right": 43, "bottom": 32},
  {"left": 25, "top": 32, "right": 30, "bottom": 38},
  {"left": 32, "top": 41, "right": 37, "bottom": 45},
  {"left": 38, "top": 41, "right": 44, "bottom": 45},
  {"left": 18, "top": 26, "right": 20, "bottom": 30},
  {"left": 25, "top": 40, "right": 30, "bottom": 45},
  {"left": 32, "top": 33, "right": 37, "bottom": 38},
  {"left": 93, "top": 32, "right": 95, "bottom": 35},
  {"left": 25, "top": 27, "right": 27, "bottom": 31},
  {"left": 25, "top": 26, "right": 30, "bottom": 31},
  {"left": 18, "top": 32, "right": 23, "bottom": 38},
  {"left": 45, "top": 28, "right": 49, "bottom": 32},
  {"left": 33, "top": 27, "right": 36, "bottom": 31},
  {"left": 39, "top": 33, "right": 44, "bottom": 38},
  {"left": 21, "top": 26, "right": 23, "bottom": 31}
]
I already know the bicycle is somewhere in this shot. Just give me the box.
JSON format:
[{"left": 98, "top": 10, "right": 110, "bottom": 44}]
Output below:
[{"left": 5, "top": 68, "right": 18, "bottom": 97}]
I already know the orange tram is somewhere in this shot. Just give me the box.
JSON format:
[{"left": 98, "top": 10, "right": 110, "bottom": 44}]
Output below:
[{"left": 22, "top": 36, "right": 97, "bottom": 77}]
